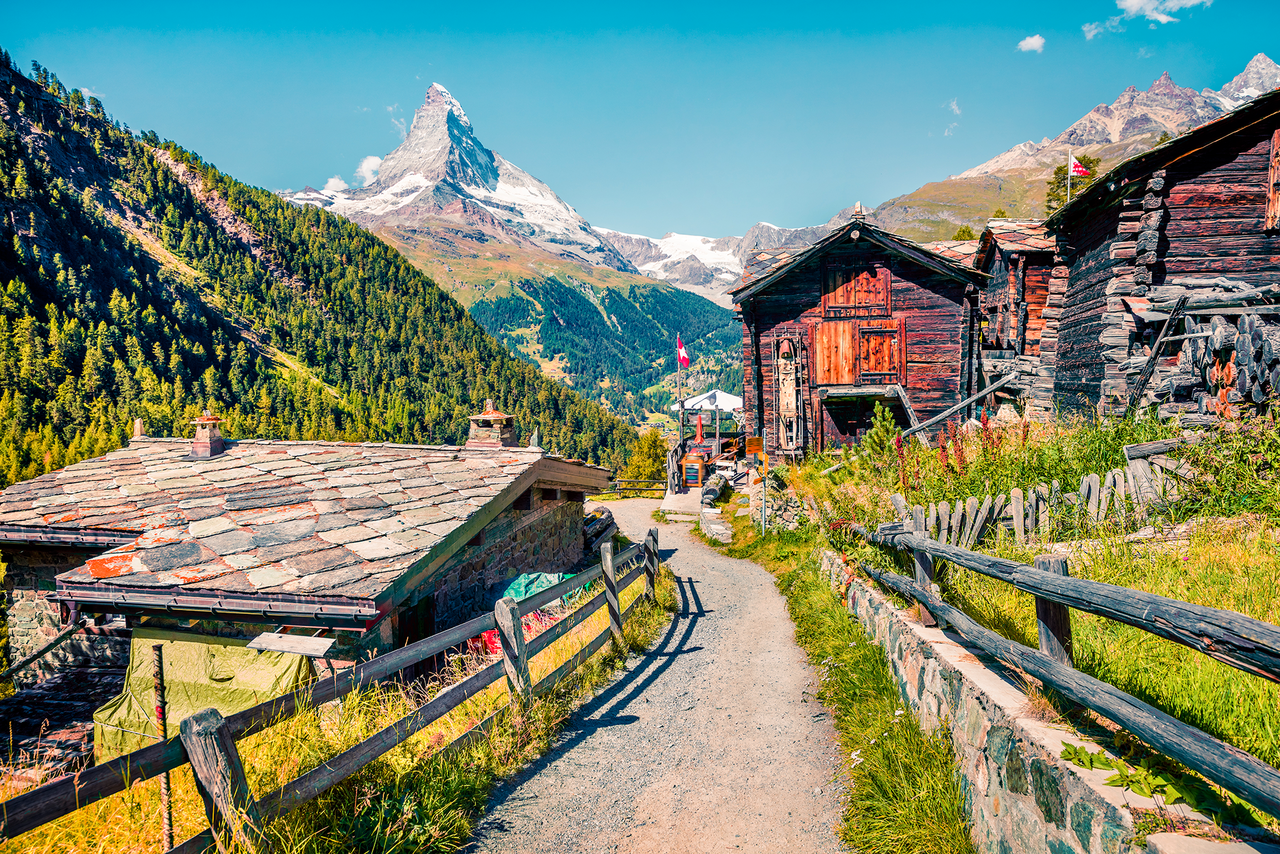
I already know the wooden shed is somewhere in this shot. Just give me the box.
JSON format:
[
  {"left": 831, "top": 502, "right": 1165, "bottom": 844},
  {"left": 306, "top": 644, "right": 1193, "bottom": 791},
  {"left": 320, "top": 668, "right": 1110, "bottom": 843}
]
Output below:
[
  {"left": 1043, "top": 87, "right": 1280, "bottom": 416},
  {"left": 731, "top": 219, "right": 988, "bottom": 456}
]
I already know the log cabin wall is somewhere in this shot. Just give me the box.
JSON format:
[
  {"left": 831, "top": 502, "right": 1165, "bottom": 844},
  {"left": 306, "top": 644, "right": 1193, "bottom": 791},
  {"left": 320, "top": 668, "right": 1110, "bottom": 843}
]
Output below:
[
  {"left": 738, "top": 233, "right": 977, "bottom": 455},
  {"left": 1051, "top": 103, "right": 1280, "bottom": 415}
]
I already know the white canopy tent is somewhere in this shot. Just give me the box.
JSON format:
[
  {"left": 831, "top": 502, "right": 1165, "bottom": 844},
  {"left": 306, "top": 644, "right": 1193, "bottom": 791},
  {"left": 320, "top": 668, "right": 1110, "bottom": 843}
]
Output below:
[
  {"left": 668, "top": 389, "right": 744, "bottom": 413},
  {"left": 670, "top": 389, "right": 744, "bottom": 448}
]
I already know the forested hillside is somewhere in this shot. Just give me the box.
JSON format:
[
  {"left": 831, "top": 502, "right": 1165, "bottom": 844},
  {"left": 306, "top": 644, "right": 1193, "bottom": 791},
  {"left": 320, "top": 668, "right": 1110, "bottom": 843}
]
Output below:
[
  {"left": 0, "top": 51, "right": 634, "bottom": 486},
  {"left": 376, "top": 226, "right": 741, "bottom": 422}
]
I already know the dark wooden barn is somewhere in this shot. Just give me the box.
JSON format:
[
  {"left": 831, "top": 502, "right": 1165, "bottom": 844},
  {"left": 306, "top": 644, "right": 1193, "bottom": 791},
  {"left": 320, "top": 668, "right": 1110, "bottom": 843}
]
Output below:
[
  {"left": 731, "top": 220, "right": 988, "bottom": 457},
  {"left": 1041, "top": 86, "right": 1280, "bottom": 417}
]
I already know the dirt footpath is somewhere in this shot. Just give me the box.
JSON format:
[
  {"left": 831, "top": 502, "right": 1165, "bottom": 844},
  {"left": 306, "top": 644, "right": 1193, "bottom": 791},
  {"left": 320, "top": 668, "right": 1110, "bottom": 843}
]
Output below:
[{"left": 466, "top": 499, "right": 844, "bottom": 854}]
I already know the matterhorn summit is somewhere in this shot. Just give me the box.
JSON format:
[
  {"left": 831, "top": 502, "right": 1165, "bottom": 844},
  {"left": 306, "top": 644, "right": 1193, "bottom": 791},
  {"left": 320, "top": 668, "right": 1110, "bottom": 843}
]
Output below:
[{"left": 289, "top": 84, "right": 635, "bottom": 272}]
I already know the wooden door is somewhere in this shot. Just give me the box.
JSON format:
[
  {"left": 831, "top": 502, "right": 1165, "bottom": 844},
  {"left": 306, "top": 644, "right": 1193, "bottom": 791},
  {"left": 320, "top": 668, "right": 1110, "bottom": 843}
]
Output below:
[{"left": 815, "top": 318, "right": 906, "bottom": 386}]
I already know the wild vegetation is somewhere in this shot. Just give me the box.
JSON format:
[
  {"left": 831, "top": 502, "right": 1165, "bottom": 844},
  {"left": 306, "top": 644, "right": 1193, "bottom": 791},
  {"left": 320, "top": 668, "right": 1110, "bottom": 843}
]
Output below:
[
  {"left": 0, "top": 559, "right": 678, "bottom": 854},
  {"left": 0, "top": 51, "right": 637, "bottom": 491},
  {"left": 796, "top": 408, "right": 1280, "bottom": 832}
]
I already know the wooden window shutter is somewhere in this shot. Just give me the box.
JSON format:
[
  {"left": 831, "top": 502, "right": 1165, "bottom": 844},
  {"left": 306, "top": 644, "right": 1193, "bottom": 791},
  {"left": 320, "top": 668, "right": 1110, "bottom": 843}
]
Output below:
[{"left": 1268, "top": 129, "right": 1280, "bottom": 232}]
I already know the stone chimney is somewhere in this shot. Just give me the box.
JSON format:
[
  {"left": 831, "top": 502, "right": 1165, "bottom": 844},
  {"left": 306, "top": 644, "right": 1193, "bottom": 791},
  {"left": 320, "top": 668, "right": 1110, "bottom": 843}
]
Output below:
[
  {"left": 466, "top": 399, "right": 517, "bottom": 448},
  {"left": 187, "top": 410, "right": 226, "bottom": 460}
]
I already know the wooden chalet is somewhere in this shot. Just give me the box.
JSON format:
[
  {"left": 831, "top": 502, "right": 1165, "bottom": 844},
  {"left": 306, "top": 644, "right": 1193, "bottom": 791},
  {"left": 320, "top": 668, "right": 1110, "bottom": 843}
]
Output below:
[
  {"left": 1040, "top": 86, "right": 1280, "bottom": 416},
  {"left": 0, "top": 409, "right": 608, "bottom": 688},
  {"left": 731, "top": 220, "right": 988, "bottom": 456}
]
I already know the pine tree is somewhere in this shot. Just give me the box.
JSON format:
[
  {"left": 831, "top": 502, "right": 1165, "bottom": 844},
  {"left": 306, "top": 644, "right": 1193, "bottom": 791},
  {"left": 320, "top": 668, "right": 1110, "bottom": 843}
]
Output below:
[{"left": 1045, "top": 154, "right": 1103, "bottom": 215}]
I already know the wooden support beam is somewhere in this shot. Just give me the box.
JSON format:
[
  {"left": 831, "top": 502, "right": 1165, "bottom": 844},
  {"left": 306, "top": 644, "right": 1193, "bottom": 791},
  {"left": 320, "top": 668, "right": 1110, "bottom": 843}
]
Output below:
[
  {"left": 909, "top": 505, "right": 937, "bottom": 628},
  {"left": 494, "top": 596, "right": 532, "bottom": 705},
  {"left": 1034, "top": 555, "right": 1074, "bottom": 667},
  {"left": 901, "top": 372, "right": 1019, "bottom": 439},
  {"left": 600, "top": 542, "right": 624, "bottom": 646},
  {"left": 179, "top": 709, "right": 265, "bottom": 854}
]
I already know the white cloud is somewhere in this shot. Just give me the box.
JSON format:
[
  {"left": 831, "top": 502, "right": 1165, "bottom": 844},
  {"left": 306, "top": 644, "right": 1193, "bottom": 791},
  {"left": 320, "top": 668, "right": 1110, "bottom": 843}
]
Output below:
[
  {"left": 82, "top": 87, "right": 106, "bottom": 99},
  {"left": 356, "top": 155, "right": 382, "bottom": 186},
  {"left": 1086, "top": 0, "right": 1210, "bottom": 38},
  {"left": 1018, "top": 34, "right": 1046, "bottom": 53},
  {"left": 323, "top": 175, "right": 349, "bottom": 192},
  {"left": 945, "top": 97, "right": 961, "bottom": 116},
  {"left": 944, "top": 122, "right": 959, "bottom": 137}
]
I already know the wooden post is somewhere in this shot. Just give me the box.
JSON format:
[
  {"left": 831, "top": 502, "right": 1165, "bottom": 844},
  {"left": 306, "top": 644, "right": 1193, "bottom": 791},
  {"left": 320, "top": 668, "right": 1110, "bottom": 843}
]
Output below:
[
  {"left": 911, "top": 505, "right": 937, "bottom": 628},
  {"left": 179, "top": 708, "right": 265, "bottom": 854},
  {"left": 152, "top": 644, "right": 172, "bottom": 851},
  {"left": 644, "top": 527, "right": 659, "bottom": 600},
  {"left": 601, "top": 542, "right": 624, "bottom": 647},
  {"left": 1034, "top": 555, "right": 1074, "bottom": 667},
  {"left": 494, "top": 596, "right": 532, "bottom": 705}
]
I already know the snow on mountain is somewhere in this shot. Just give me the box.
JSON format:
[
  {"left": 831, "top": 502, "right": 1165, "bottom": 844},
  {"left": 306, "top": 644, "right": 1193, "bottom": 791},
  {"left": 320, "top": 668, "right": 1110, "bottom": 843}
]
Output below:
[{"left": 289, "top": 83, "right": 635, "bottom": 273}]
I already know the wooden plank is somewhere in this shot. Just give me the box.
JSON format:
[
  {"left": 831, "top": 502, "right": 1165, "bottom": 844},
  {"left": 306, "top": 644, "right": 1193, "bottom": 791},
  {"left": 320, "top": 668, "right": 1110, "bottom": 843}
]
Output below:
[
  {"left": 926, "top": 503, "right": 938, "bottom": 539},
  {"left": 1010, "top": 490, "right": 1025, "bottom": 543},
  {"left": 1123, "top": 436, "right": 1200, "bottom": 460},
  {"left": 891, "top": 493, "right": 910, "bottom": 519},
  {"left": 1112, "top": 469, "right": 1127, "bottom": 523},
  {"left": 1036, "top": 484, "right": 1050, "bottom": 534},
  {"left": 519, "top": 563, "right": 605, "bottom": 614},
  {"left": 179, "top": 709, "right": 265, "bottom": 854},
  {"left": 961, "top": 497, "right": 980, "bottom": 547},
  {"left": 859, "top": 561, "right": 1280, "bottom": 820},
  {"left": 1034, "top": 555, "right": 1074, "bottom": 667},
  {"left": 1086, "top": 473, "right": 1102, "bottom": 522},
  {"left": 247, "top": 633, "right": 336, "bottom": 659},
  {"left": 938, "top": 501, "right": 951, "bottom": 544},
  {"left": 644, "top": 528, "right": 659, "bottom": 600},
  {"left": 968, "top": 495, "right": 993, "bottom": 548},
  {"left": 865, "top": 527, "right": 1280, "bottom": 685},
  {"left": 1098, "top": 472, "right": 1113, "bottom": 521},
  {"left": 950, "top": 502, "right": 964, "bottom": 547},
  {"left": 495, "top": 597, "right": 532, "bottom": 705},
  {"left": 1127, "top": 296, "right": 1189, "bottom": 415}
]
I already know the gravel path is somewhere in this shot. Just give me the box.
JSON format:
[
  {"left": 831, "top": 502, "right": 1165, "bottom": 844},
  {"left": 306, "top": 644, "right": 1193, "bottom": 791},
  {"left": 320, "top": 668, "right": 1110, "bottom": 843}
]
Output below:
[{"left": 466, "top": 499, "right": 844, "bottom": 854}]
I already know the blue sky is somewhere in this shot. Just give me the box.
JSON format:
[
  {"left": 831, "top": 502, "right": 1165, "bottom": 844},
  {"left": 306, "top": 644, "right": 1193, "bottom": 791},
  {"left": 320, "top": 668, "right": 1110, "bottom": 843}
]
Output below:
[{"left": 5, "top": 1, "right": 1276, "bottom": 237}]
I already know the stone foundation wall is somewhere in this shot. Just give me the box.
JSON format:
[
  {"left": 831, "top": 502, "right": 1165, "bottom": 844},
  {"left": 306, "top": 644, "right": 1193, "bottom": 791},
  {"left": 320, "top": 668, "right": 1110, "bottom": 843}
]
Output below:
[
  {"left": 821, "top": 550, "right": 1148, "bottom": 854},
  {"left": 431, "top": 498, "right": 584, "bottom": 630},
  {"left": 2, "top": 547, "right": 131, "bottom": 688}
]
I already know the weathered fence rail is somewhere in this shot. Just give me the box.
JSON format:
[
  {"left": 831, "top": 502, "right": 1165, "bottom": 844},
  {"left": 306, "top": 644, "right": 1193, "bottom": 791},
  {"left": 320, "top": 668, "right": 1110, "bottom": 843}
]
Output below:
[
  {"left": 0, "top": 530, "right": 662, "bottom": 852},
  {"left": 848, "top": 515, "right": 1280, "bottom": 820}
]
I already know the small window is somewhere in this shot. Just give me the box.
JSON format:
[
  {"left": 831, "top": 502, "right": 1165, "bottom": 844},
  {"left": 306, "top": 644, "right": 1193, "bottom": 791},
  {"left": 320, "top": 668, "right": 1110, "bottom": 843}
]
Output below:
[{"left": 822, "top": 264, "right": 891, "bottom": 318}]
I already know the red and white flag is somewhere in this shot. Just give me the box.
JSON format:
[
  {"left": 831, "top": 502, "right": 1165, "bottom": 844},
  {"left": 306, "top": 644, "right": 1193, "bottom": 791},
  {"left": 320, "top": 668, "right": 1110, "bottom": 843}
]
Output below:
[
  {"left": 676, "top": 335, "right": 690, "bottom": 368},
  {"left": 1070, "top": 157, "right": 1091, "bottom": 177}
]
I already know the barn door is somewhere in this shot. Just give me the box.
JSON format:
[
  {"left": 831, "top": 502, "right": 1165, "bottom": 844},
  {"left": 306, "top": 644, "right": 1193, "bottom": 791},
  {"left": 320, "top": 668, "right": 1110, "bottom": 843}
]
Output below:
[
  {"left": 815, "top": 318, "right": 906, "bottom": 386},
  {"left": 857, "top": 318, "right": 906, "bottom": 385}
]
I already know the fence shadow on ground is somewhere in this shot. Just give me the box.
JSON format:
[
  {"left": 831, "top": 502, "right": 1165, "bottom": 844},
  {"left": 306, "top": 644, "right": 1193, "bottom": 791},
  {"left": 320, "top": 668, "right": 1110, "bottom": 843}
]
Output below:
[{"left": 469, "top": 572, "right": 707, "bottom": 831}]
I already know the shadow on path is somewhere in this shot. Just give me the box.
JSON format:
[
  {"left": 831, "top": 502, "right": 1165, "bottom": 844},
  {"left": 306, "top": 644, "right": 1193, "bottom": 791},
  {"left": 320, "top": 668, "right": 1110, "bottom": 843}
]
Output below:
[{"left": 471, "top": 557, "right": 707, "bottom": 828}]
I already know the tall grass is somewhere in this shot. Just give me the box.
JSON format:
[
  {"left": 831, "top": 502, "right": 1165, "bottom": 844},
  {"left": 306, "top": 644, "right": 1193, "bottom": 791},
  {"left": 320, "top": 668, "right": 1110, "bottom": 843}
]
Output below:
[
  {"left": 0, "top": 566, "right": 677, "bottom": 854},
  {"left": 724, "top": 513, "right": 975, "bottom": 854}
]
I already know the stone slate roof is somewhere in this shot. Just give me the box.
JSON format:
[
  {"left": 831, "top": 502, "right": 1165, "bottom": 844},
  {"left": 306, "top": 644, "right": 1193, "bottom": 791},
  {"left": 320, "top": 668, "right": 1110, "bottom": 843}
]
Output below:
[
  {"left": 0, "top": 438, "right": 608, "bottom": 628},
  {"left": 921, "top": 239, "right": 980, "bottom": 266},
  {"left": 740, "top": 248, "right": 797, "bottom": 286},
  {"left": 975, "top": 220, "right": 1054, "bottom": 273}
]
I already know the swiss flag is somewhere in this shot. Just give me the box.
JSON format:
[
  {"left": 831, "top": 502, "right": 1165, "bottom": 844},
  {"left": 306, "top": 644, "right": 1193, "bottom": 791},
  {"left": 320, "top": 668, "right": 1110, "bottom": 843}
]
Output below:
[
  {"left": 1070, "top": 157, "right": 1091, "bottom": 177},
  {"left": 677, "top": 335, "right": 690, "bottom": 368}
]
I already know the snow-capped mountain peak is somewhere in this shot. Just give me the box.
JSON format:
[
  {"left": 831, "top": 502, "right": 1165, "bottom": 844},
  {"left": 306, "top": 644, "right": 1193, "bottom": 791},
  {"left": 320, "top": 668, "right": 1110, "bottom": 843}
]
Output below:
[{"left": 287, "top": 85, "right": 635, "bottom": 272}]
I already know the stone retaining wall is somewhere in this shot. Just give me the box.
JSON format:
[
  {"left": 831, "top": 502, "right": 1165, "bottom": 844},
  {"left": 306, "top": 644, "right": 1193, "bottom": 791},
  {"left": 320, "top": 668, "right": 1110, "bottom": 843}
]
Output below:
[{"left": 821, "top": 550, "right": 1149, "bottom": 854}]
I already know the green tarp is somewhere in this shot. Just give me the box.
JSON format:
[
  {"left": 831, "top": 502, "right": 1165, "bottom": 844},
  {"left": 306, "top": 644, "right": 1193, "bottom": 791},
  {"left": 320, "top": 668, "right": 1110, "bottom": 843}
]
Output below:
[{"left": 93, "top": 627, "right": 314, "bottom": 762}]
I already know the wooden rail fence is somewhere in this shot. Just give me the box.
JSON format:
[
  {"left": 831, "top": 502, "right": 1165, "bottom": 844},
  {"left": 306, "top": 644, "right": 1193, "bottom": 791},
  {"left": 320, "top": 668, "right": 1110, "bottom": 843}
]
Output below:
[
  {"left": 888, "top": 436, "right": 1196, "bottom": 550},
  {"left": 0, "top": 530, "right": 663, "bottom": 853},
  {"left": 850, "top": 514, "right": 1280, "bottom": 820}
]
